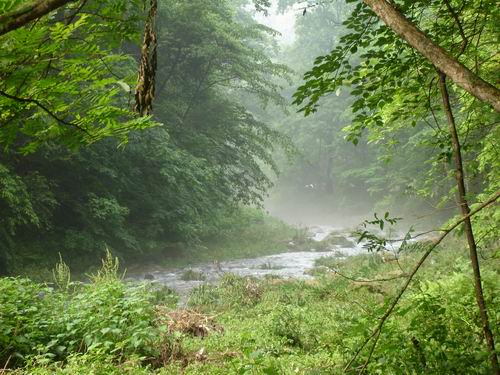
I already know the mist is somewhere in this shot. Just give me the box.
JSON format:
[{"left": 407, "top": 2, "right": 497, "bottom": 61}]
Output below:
[{"left": 250, "top": 2, "right": 449, "bottom": 233}]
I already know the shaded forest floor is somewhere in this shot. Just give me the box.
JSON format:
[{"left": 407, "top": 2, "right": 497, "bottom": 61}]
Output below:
[{"left": 1, "top": 237, "right": 498, "bottom": 374}]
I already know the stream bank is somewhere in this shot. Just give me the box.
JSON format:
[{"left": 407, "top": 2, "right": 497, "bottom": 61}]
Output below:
[{"left": 128, "top": 226, "right": 366, "bottom": 295}]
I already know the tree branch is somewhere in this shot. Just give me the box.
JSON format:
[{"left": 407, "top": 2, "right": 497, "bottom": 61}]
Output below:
[
  {"left": 362, "top": 0, "right": 500, "bottom": 112},
  {"left": 0, "top": 0, "right": 75, "bottom": 37},
  {"left": 0, "top": 89, "right": 89, "bottom": 134},
  {"left": 332, "top": 269, "right": 407, "bottom": 283},
  {"left": 442, "top": 0, "right": 468, "bottom": 57}
]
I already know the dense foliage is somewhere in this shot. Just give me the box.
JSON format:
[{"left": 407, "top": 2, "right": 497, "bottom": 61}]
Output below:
[
  {"left": 0, "top": 252, "right": 177, "bottom": 369},
  {"left": 0, "top": 0, "right": 153, "bottom": 151},
  {"left": 0, "top": 0, "right": 291, "bottom": 274},
  {"left": 275, "top": 1, "right": 500, "bottom": 371}
]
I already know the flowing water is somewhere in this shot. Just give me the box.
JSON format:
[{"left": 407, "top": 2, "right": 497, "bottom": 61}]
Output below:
[{"left": 129, "top": 226, "right": 368, "bottom": 296}]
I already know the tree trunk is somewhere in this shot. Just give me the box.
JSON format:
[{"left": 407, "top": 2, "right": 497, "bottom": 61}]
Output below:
[
  {"left": 438, "top": 72, "right": 499, "bottom": 374},
  {"left": 362, "top": 0, "right": 500, "bottom": 112},
  {"left": 0, "top": 0, "right": 75, "bottom": 37}
]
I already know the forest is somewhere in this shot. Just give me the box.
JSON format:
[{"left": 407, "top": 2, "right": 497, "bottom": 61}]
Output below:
[{"left": 0, "top": 0, "right": 498, "bottom": 374}]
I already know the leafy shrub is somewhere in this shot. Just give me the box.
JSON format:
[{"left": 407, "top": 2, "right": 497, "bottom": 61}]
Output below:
[
  {"left": 13, "top": 350, "right": 151, "bottom": 375},
  {"left": 367, "top": 269, "right": 499, "bottom": 374},
  {"left": 187, "top": 284, "right": 221, "bottom": 311},
  {"left": 269, "top": 305, "right": 304, "bottom": 347},
  {"left": 0, "top": 278, "right": 54, "bottom": 366},
  {"left": 0, "top": 253, "right": 162, "bottom": 368},
  {"left": 218, "top": 274, "right": 263, "bottom": 308},
  {"left": 188, "top": 274, "right": 263, "bottom": 312},
  {"left": 150, "top": 285, "right": 179, "bottom": 307},
  {"left": 3, "top": 243, "right": 499, "bottom": 374}
]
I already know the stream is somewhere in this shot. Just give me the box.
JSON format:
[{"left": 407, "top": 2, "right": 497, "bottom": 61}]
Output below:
[{"left": 129, "top": 225, "right": 368, "bottom": 296}]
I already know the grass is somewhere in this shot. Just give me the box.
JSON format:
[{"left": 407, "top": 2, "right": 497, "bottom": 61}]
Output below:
[{"left": 3, "top": 238, "right": 499, "bottom": 374}]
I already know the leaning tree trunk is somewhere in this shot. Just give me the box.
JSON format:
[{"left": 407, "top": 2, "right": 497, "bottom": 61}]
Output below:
[
  {"left": 438, "top": 72, "right": 500, "bottom": 374},
  {"left": 362, "top": 0, "right": 500, "bottom": 112}
]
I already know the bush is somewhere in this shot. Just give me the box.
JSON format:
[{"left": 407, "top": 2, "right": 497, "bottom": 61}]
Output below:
[
  {"left": 269, "top": 305, "right": 305, "bottom": 347},
  {"left": 13, "top": 351, "right": 152, "bottom": 375},
  {"left": 368, "top": 269, "right": 499, "bottom": 374},
  {"left": 3, "top": 243, "right": 499, "bottom": 374},
  {"left": 0, "top": 253, "right": 163, "bottom": 368}
]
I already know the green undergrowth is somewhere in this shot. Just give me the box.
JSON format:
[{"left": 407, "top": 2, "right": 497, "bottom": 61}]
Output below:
[{"left": 2, "top": 241, "right": 499, "bottom": 374}]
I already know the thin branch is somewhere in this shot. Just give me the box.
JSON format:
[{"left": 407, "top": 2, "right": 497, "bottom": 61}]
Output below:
[
  {"left": 332, "top": 269, "right": 408, "bottom": 283},
  {"left": 64, "top": 0, "right": 87, "bottom": 25},
  {"left": 343, "top": 190, "right": 500, "bottom": 373},
  {"left": 386, "top": 229, "right": 442, "bottom": 243},
  {"left": 0, "top": 89, "right": 89, "bottom": 134},
  {"left": 442, "top": 0, "right": 468, "bottom": 57},
  {"left": 349, "top": 299, "right": 376, "bottom": 316},
  {"left": 360, "top": 329, "right": 381, "bottom": 374},
  {"left": 426, "top": 77, "right": 443, "bottom": 132},
  {"left": 0, "top": 354, "right": 12, "bottom": 373},
  {"left": 394, "top": 256, "right": 406, "bottom": 274},
  {"left": 77, "top": 11, "right": 126, "bottom": 22}
]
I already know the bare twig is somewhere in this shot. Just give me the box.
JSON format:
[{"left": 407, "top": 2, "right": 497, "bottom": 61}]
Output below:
[
  {"left": 0, "top": 354, "right": 12, "bottom": 372},
  {"left": 332, "top": 269, "right": 407, "bottom": 283},
  {"left": 385, "top": 229, "right": 442, "bottom": 243}
]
